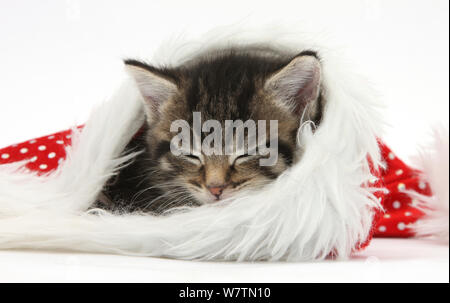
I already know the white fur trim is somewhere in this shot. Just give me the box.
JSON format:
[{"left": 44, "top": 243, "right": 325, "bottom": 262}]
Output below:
[
  {"left": 0, "top": 27, "right": 384, "bottom": 261},
  {"left": 412, "top": 127, "right": 449, "bottom": 243}
]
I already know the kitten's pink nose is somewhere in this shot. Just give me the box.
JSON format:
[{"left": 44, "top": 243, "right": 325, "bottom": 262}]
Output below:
[{"left": 207, "top": 185, "right": 225, "bottom": 199}]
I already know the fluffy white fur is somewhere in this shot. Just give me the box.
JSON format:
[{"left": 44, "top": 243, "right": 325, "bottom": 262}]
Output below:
[
  {"left": 0, "top": 27, "right": 386, "bottom": 261},
  {"left": 411, "top": 128, "right": 449, "bottom": 243}
]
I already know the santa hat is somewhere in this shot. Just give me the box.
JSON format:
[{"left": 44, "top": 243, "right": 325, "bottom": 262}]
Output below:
[{"left": 0, "top": 30, "right": 448, "bottom": 261}]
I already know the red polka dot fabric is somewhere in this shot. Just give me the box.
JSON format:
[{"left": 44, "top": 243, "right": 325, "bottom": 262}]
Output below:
[
  {"left": 373, "top": 143, "right": 431, "bottom": 237},
  {"left": 0, "top": 128, "right": 432, "bottom": 238},
  {"left": 0, "top": 128, "right": 79, "bottom": 175}
]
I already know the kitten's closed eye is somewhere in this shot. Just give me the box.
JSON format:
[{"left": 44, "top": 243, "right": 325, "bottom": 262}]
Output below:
[
  {"left": 233, "top": 154, "right": 258, "bottom": 166},
  {"left": 181, "top": 154, "right": 202, "bottom": 165}
]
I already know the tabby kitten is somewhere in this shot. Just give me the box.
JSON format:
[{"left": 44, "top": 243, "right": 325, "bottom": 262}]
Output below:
[{"left": 97, "top": 46, "right": 324, "bottom": 214}]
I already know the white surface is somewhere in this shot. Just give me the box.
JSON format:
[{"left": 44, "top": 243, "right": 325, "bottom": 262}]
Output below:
[{"left": 0, "top": 238, "right": 448, "bottom": 283}]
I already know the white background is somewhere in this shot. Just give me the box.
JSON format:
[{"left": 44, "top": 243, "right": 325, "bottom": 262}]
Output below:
[
  {"left": 0, "top": 0, "right": 449, "bottom": 161},
  {"left": 0, "top": 0, "right": 448, "bottom": 282}
]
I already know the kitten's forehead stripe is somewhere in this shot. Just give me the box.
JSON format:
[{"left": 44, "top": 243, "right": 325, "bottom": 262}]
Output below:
[{"left": 180, "top": 52, "right": 290, "bottom": 121}]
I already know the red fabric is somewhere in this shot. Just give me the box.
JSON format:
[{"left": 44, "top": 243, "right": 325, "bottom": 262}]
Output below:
[
  {"left": 0, "top": 128, "right": 432, "bottom": 239},
  {"left": 0, "top": 129, "right": 75, "bottom": 175},
  {"left": 373, "top": 143, "right": 431, "bottom": 237}
]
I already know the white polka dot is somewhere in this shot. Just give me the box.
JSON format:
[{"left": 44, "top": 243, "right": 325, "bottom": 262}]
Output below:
[
  {"left": 48, "top": 135, "right": 55, "bottom": 139},
  {"left": 56, "top": 140, "right": 64, "bottom": 144},
  {"left": 1, "top": 153, "right": 10, "bottom": 159},
  {"left": 388, "top": 152, "right": 395, "bottom": 160},
  {"left": 395, "top": 169, "right": 403, "bottom": 176},
  {"left": 20, "top": 147, "right": 28, "bottom": 154},
  {"left": 48, "top": 152, "right": 56, "bottom": 159},
  {"left": 393, "top": 201, "right": 401, "bottom": 209},
  {"left": 405, "top": 211, "right": 412, "bottom": 216},
  {"left": 411, "top": 199, "right": 420, "bottom": 207},
  {"left": 30, "top": 156, "right": 38, "bottom": 162},
  {"left": 384, "top": 214, "right": 391, "bottom": 219},
  {"left": 38, "top": 145, "right": 46, "bottom": 151},
  {"left": 29, "top": 139, "right": 36, "bottom": 144},
  {"left": 378, "top": 226, "right": 386, "bottom": 232},
  {"left": 398, "top": 183, "right": 406, "bottom": 191},
  {"left": 39, "top": 164, "right": 48, "bottom": 170},
  {"left": 418, "top": 181, "right": 426, "bottom": 190},
  {"left": 66, "top": 135, "right": 71, "bottom": 139},
  {"left": 397, "top": 222, "right": 406, "bottom": 231},
  {"left": 369, "top": 177, "right": 378, "bottom": 184}
]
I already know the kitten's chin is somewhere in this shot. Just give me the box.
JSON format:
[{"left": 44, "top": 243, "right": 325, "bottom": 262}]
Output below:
[
  {"left": 190, "top": 190, "right": 235, "bottom": 205},
  {"left": 195, "top": 195, "right": 223, "bottom": 205}
]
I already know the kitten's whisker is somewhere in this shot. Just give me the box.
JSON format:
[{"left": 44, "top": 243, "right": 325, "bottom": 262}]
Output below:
[
  {"left": 156, "top": 192, "right": 193, "bottom": 213},
  {"left": 142, "top": 187, "right": 186, "bottom": 207},
  {"left": 130, "top": 181, "right": 185, "bottom": 202}
]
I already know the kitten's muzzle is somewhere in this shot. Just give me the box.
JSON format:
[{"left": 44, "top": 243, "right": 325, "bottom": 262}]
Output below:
[{"left": 207, "top": 184, "right": 226, "bottom": 200}]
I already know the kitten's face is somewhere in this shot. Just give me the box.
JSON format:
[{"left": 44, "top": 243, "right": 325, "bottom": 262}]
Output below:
[
  {"left": 127, "top": 49, "right": 322, "bottom": 207},
  {"left": 147, "top": 88, "right": 299, "bottom": 204}
]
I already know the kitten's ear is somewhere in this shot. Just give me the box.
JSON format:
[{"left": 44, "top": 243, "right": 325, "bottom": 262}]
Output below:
[
  {"left": 124, "top": 60, "right": 178, "bottom": 122},
  {"left": 265, "top": 54, "right": 322, "bottom": 120}
]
